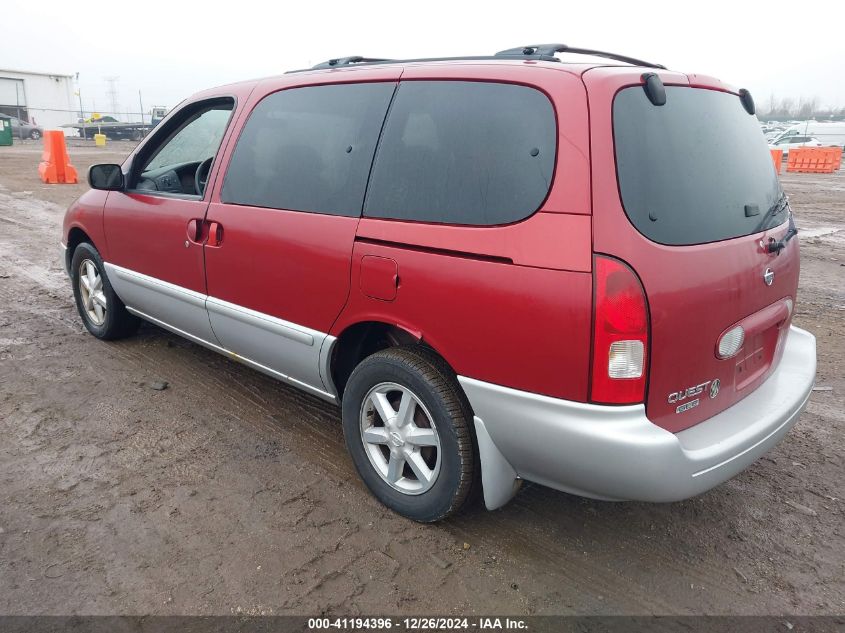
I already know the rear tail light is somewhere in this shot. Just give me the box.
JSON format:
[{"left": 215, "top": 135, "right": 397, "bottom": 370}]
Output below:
[{"left": 591, "top": 256, "right": 649, "bottom": 404}]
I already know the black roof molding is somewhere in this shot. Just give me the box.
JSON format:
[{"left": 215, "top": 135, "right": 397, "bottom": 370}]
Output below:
[{"left": 286, "top": 44, "right": 665, "bottom": 74}]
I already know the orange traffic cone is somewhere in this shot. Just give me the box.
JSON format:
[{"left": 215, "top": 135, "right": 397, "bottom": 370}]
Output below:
[{"left": 38, "top": 131, "right": 78, "bottom": 184}]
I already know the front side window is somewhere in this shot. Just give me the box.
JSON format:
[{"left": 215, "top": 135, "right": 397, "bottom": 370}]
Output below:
[
  {"left": 221, "top": 82, "right": 396, "bottom": 217},
  {"left": 363, "top": 81, "right": 556, "bottom": 226},
  {"left": 134, "top": 98, "right": 234, "bottom": 196}
]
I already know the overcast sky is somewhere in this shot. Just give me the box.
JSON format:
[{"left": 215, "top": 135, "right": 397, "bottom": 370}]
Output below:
[{"left": 3, "top": 0, "right": 843, "bottom": 116}]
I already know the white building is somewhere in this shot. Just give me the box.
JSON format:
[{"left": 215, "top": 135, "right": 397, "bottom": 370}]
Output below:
[{"left": 0, "top": 69, "right": 76, "bottom": 132}]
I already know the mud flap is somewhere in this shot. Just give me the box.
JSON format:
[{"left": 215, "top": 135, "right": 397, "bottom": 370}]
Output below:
[{"left": 473, "top": 416, "right": 522, "bottom": 510}]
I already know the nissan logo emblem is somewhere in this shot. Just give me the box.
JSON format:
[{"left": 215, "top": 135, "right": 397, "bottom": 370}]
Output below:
[
  {"left": 763, "top": 268, "right": 775, "bottom": 286},
  {"left": 710, "top": 379, "right": 721, "bottom": 399}
]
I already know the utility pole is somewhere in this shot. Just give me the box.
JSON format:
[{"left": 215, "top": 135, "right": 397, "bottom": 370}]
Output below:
[
  {"left": 139, "top": 90, "right": 145, "bottom": 125},
  {"left": 14, "top": 81, "right": 23, "bottom": 140},
  {"left": 75, "top": 72, "right": 86, "bottom": 140}
]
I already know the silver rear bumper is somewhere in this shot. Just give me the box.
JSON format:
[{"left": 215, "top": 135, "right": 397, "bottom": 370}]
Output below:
[{"left": 459, "top": 326, "right": 816, "bottom": 510}]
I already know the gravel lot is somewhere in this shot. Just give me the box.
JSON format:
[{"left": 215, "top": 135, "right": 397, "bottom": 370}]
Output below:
[{"left": 0, "top": 139, "right": 843, "bottom": 616}]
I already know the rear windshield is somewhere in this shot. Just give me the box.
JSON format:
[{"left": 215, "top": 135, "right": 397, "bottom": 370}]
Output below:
[{"left": 614, "top": 86, "right": 783, "bottom": 246}]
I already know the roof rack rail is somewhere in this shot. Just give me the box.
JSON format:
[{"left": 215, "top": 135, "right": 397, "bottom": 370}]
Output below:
[
  {"left": 286, "top": 45, "right": 665, "bottom": 74},
  {"left": 495, "top": 44, "right": 665, "bottom": 69},
  {"left": 310, "top": 56, "right": 395, "bottom": 70}
]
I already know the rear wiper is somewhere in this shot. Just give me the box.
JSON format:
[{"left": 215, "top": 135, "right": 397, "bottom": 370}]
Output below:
[
  {"left": 754, "top": 192, "right": 789, "bottom": 233},
  {"left": 766, "top": 212, "right": 798, "bottom": 255}
]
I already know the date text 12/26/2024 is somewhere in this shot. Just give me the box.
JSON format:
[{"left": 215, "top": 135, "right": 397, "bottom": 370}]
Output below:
[{"left": 308, "top": 617, "right": 528, "bottom": 630}]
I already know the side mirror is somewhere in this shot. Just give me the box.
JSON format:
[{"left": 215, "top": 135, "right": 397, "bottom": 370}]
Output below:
[{"left": 88, "top": 164, "right": 124, "bottom": 191}]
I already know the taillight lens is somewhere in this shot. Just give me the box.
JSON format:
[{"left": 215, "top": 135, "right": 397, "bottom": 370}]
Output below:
[{"left": 591, "top": 256, "right": 649, "bottom": 404}]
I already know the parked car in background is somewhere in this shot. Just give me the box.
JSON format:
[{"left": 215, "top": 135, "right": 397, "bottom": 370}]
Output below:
[
  {"left": 61, "top": 44, "right": 816, "bottom": 522},
  {"left": 8, "top": 116, "right": 43, "bottom": 140},
  {"left": 769, "top": 121, "right": 845, "bottom": 148},
  {"left": 769, "top": 135, "right": 823, "bottom": 155}
]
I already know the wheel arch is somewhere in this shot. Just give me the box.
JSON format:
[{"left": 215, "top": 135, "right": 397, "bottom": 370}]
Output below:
[
  {"left": 329, "top": 320, "right": 459, "bottom": 401},
  {"left": 65, "top": 226, "right": 94, "bottom": 272}
]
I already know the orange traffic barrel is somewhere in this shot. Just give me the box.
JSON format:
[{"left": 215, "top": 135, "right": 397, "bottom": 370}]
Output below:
[{"left": 38, "top": 130, "right": 78, "bottom": 184}]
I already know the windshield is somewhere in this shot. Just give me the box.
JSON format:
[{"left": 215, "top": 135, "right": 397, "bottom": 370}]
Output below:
[{"left": 613, "top": 86, "right": 783, "bottom": 246}]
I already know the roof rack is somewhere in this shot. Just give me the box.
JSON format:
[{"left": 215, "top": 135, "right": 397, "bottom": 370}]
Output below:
[
  {"left": 287, "top": 44, "right": 665, "bottom": 74},
  {"left": 310, "top": 56, "right": 395, "bottom": 70},
  {"left": 494, "top": 44, "right": 665, "bottom": 69}
]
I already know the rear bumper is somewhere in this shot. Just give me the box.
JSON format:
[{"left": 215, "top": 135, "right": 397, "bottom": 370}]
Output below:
[{"left": 459, "top": 325, "right": 816, "bottom": 509}]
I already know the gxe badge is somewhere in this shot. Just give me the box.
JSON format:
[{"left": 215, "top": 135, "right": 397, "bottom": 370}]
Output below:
[
  {"left": 763, "top": 268, "right": 775, "bottom": 286},
  {"left": 669, "top": 378, "right": 720, "bottom": 414}
]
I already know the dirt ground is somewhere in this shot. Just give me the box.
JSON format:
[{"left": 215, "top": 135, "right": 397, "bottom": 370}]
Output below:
[{"left": 0, "top": 139, "right": 842, "bottom": 616}]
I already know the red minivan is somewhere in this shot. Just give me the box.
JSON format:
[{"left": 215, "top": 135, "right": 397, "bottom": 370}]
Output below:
[{"left": 62, "top": 45, "right": 817, "bottom": 521}]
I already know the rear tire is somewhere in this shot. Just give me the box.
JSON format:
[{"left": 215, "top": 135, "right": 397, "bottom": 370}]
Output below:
[
  {"left": 29, "top": 129, "right": 41, "bottom": 140},
  {"left": 342, "top": 346, "right": 476, "bottom": 522},
  {"left": 71, "top": 242, "right": 140, "bottom": 340}
]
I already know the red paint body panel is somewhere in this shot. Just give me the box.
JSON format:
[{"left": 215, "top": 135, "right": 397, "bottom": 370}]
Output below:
[
  {"left": 103, "top": 193, "right": 210, "bottom": 294},
  {"left": 62, "top": 189, "right": 110, "bottom": 256},
  {"left": 203, "top": 203, "right": 360, "bottom": 332},
  {"left": 583, "top": 67, "right": 800, "bottom": 431},
  {"left": 334, "top": 241, "right": 593, "bottom": 401},
  {"left": 356, "top": 212, "right": 591, "bottom": 271},
  {"left": 685, "top": 73, "right": 736, "bottom": 92}
]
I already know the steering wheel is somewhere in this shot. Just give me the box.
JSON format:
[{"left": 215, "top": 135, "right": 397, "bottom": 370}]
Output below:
[{"left": 194, "top": 157, "right": 214, "bottom": 196}]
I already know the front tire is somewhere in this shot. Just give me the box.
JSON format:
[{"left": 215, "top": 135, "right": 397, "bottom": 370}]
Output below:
[
  {"left": 71, "top": 242, "right": 140, "bottom": 340},
  {"left": 29, "top": 129, "right": 41, "bottom": 140},
  {"left": 342, "top": 346, "right": 477, "bottom": 522}
]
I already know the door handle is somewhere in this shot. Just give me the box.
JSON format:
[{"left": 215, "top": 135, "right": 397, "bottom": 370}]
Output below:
[
  {"left": 207, "top": 221, "right": 223, "bottom": 247},
  {"left": 186, "top": 218, "right": 202, "bottom": 243}
]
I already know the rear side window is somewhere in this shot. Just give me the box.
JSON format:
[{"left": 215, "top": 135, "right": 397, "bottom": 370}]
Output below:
[
  {"left": 221, "top": 82, "right": 395, "bottom": 217},
  {"left": 364, "top": 81, "right": 556, "bottom": 225},
  {"left": 614, "top": 86, "right": 782, "bottom": 246}
]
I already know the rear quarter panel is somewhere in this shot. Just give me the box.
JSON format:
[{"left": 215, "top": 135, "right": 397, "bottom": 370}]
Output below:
[{"left": 334, "top": 241, "right": 593, "bottom": 400}]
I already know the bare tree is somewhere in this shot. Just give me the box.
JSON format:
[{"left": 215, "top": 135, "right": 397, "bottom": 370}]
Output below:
[{"left": 758, "top": 93, "right": 842, "bottom": 121}]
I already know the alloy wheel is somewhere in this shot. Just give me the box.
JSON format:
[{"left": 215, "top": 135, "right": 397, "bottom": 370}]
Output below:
[
  {"left": 78, "top": 259, "right": 107, "bottom": 326},
  {"left": 359, "top": 382, "right": 442, "bottom": 495}
]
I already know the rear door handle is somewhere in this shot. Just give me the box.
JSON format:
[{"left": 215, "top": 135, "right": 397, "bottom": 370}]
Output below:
[{"left": 207, "top": 221, "right": 223, "bottom": 247}]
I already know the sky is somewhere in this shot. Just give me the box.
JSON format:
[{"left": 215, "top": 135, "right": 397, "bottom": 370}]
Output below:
[{"left": 2, "top": 0, "right": 844, "bottom": 117}]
